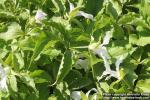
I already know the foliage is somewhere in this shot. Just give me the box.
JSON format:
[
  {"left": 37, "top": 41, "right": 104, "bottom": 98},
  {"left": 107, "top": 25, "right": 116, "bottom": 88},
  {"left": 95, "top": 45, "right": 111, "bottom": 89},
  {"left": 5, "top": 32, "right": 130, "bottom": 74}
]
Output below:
[{"left": 0, "top": 0, "right": 150, "bottom": 99}]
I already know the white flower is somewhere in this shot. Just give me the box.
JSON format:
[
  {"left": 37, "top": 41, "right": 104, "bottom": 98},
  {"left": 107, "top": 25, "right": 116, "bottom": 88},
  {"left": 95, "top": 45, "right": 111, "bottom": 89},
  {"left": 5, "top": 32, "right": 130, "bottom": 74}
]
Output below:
[
  {"left": 89, "top": 30, "right": 112, "bottom": 74},
  {"left": 71, "top": 89, "right": 98, "bottom": 100},
  {"left": 86, "top": 88, "right": 97, "bottom": 97},
  {"left": 68, "top": 0, "right": 94, "bottom": 20},
  {"left": 89, "top": 30, "right": 124, "bottom": 80},
  {"left": 115, "top": 55, "right": 126, "bottom": 79},
  {"left": 68, "top": 1, "right": 74, "bottom": 12},
  {"left": 94, "top": 45, "right": 111, "bottom": 72},
  {"left": 71, "top": 91, "right": 81, "bottom": 100},
  {"left": 76, "top": 11, "right": 94, "bottom": 20},
  {"left": 35, "top": 9, "right": 47, "bottom": 23},
  {"left": 0, "top": 64, "right": 8, "bottom": 92},
  {"left": 102, "top": 30, "right": 112, "bottom": 46}
]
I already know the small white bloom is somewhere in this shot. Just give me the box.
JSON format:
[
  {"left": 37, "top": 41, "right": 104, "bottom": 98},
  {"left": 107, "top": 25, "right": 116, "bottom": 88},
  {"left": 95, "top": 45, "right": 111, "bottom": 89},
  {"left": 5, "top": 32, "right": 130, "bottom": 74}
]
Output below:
[
  {"left": 35, "top": 9, "right": 47, "bottom": 23},
  {"left": 0, "top": 64, "right": 8, "bottom": 92},
  {"left": 86, "top": 88, "right": 97, "bottom": 97},
  {"left": 89, "top": 30, "right": 123, "bottom": 80},
  {"left": 102, "top": 30, "right": 112, "bottom": 46},
  {"left": 90, "top": 30, "right": 112, "bottom": 73},
  {"left": 115, "top": 55, "right": 126, "bottom": 79},
  {"left": 71, "top": 91, "right": 81, "bottom": 100},
  {"left": 115, "top": 56, "right": 124, "bottom": 71},
  {"left": 68, "top": 0, "right": 94, "bottom": 20},
  {"left": 76, "top": 11, "right": 94, "bottom": 21},
  {"left": 68, "top": 2, "right": 74, "bottom": 12},
  {"left": 94, "top": 46, "right": 111, "bottom": 72}
]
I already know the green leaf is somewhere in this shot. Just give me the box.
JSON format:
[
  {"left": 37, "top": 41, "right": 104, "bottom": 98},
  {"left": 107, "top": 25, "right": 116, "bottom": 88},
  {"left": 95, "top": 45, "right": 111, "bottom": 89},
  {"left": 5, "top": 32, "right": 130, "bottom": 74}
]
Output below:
[
  {"left": 137, "top": 30, "right": 150, "bottom": 46},
  {"left": 129, "top": 30, "right": 150, "bottom": 46},
  {"left": 64, "top": 70, "right": 82, "bottom": 85},
  {"left": 0, "top": 23, "right": 23, "bottom": 41},
  {"left": 29, "top": 34, "right": 50, "bottom": 69},
  {"left": 69, "top": 7, "right": 82, "bottom": 19},
  {"left": 94, "top": 15, "right": 111, "bottom": 30},
  {"left": 110, "top": 0, "right": 122, "bottom": 16},
  {"left": 42, "top": 49, "right": 61, "bottom": 60},
  {"left": 51, "top": 0, "right": 65, "bottom": 13},
  {"left": 140, "top": 0, "right": 150, "bottom": 19},
  {"left": 18, "top": 74, "right": 38, "bottom": 96},
  {"left": 55, "top": 50, "right": 73, "bottom": 84},
  {"left": 37, "top": 83, "right": 50, "bottom": 100},
  {"left": 81, "top": 91, "right": 88, "bottom": 100},
  {"left": 106, "top": 1, "right": 120, "bottom": 19},
  {"left": 118, "top": 12, "right": 138, "bottom": 24},
  {"left": 0, "top": 0, "right": 6, "bottom": 5},
  {"left": 9, "top": 75, "right": 18, "bottom": 92},
  {"left": 131, "top": 47, "right": 143, "bottom": 62},
  {"left": 68, "top": 77, "right": 92, "bottom": 90},
  {"left": 99, "top": 82, "right": 109, "bottom": 92},
  {"left": 19, "top": 36, "right": 35, "bottom": 51},
  {"left": 135, "top": 79, "right": 150, "bottom": 92},
  {"left": 54, "top": 82, "right": 70, "bottom": 100},
  {"left": 14, "top": 52, "right": 24, "bottom": 70},
  {"left": 30, "top": 70, "right": 52, "bottom": 83},
  {"left": 113, "top": 24, "right": 124, "bottom": 39}
]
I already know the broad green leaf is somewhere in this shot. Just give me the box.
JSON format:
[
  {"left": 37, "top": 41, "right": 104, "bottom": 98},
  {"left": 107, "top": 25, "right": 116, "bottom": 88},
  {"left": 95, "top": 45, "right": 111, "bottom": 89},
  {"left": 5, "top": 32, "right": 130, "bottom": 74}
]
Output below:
[
  {"left": 118, "top": 12, "right": 138, "bottom": 24},
  {"left": 51, "top": 0, "right": 65, "bottom": 13},
  {"left": 135, "top": 79, "right": 150, "bottom": 92},
  {"left": 14, "top": 52, "right": 24, "bottom": 70},
  {"left": 37, "top": 83, "right": 49, "bottom": 100},
  {"left": 110, "top": 0, "right": 122, "bottom": 16},
  {"left": 29, "top": 33, "right": 50, "bottom": 69},
  {"left": 77, "top": 0, "right": 83, "bottom": 7},
  {"left": 85, "top": 0, "right": 103, "bottom": 16},
  {"left": 131, "top": 47, "right": 143, "bottom": 62},
  {"left": 129, "top": 30, "right": 150, "bottom": 46},
  {"left": 30, "top": 70, "right": 52, "bottom": 83},
  {"left": 55, "top": 50, "right": 73, "bottom": 84},
  {"left": 0, "top": 23, "right": 23, "bottom": 41},
  {"left": 48, "top": 96, "right": 57, "bottom": 100},
  {"left": 81, "top": 91, "right": 88, "bottom": 100},
  {"left": 42, "top": 49, "right": 61, "bottom": 60},
  {"left": 106, "top": 1, "right": 119, "bottom": 19},
  {"left": 68, "top": 77, "right": 92, "bottom": 90},
  {"left": 94, "top": 15, "right": 111, "bottom": 30},
  {"left": 9, "top": 75, "right": 18, "bottom": 92},
  {"left": 0, "top": 11, "right": 15, "bottom": 20},
  {"left": 19, "top": 36, "right": 35, "bottom": 51},
  {"left": 54, "top": 82, "right": 70, "bottom": 100},
  {"left": 99, "top": 82, "right": 109, "bottom": 92},
  {"left": 113, "top": 24, "right": 124, "bottom": 39},
  {"left": 129, "top": 34, "right": 139, "bottom": 45},
  {"left": 64, "top": 70, "right": 82, "bottom": 85},
  {"left": 18, "top": 74, "right": 38, "bottom": 96},
  {"left": 69, "top": 7, "right": 82, "bottom": 19},
  {"left": 137, "top": 35, "right": 150, "bottom": 46},
  {"left": 140, "top": 0, "right": 150, "bottom": 19},
  {"left": 0, "top": 0, "right": 6, "bottom": 5}
]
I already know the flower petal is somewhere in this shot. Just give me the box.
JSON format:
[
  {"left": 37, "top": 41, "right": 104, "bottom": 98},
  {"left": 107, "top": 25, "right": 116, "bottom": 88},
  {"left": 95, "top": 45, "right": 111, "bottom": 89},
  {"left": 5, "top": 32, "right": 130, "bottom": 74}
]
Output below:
[
  {"left": 69, "top": 2, "right": 74, "bottom": 12},
  {"left": 115, "top": 56, "right": 124, "bottom": 71},
  {"left": 0, "top": 64, "right": 8, "bottom": 92},
  {"left": 35, "top": 9, "right": 47, "bottom": 23},
  {"left": 94, "top": 46, "right": 111, "bottom": 72},
  {"left": 71, "top": 91, "right": 81, "bottom": 100},
  {"left": 86, "top": 88, "right": 97, "bottom": 97},
  {"left": 102, "top": 30, "right": 112, "bottom": 46},
  {"left": 77, "top": 11, "right": 94, "bottom": 20}
]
